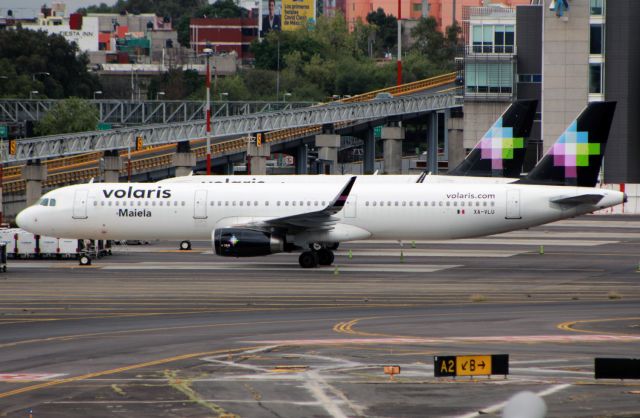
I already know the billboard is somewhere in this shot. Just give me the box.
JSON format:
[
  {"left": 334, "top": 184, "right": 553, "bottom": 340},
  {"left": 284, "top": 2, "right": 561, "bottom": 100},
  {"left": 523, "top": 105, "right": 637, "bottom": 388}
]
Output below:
[
  {"left": 282, "top": 0, "right": 316, "bottom": 31},
  {"left": 259, "top": 0, "right": 316, "bottom": 37}
]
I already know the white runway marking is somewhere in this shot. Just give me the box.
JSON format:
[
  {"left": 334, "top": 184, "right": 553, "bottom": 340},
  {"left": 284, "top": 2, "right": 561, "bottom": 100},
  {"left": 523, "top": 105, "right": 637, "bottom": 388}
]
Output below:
[{"left": 456, "top": 383, "right": 572, "bottom": 418}]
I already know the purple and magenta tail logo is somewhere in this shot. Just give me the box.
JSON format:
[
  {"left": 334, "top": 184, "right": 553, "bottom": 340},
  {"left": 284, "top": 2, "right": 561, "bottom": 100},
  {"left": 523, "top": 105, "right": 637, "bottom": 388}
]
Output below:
[
  {"left": 550, "top": 121, "right": 600, "bottom": 178},
  {"left": 478, "top": 118, "right": 524, "bottom": 170}
]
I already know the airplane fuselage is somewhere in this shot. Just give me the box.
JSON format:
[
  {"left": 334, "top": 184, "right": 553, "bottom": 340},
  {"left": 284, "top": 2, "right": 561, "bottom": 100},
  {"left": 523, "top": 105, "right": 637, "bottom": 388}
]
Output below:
[{"left": 17, "top": 182, "right": 624, "bottom": 246}]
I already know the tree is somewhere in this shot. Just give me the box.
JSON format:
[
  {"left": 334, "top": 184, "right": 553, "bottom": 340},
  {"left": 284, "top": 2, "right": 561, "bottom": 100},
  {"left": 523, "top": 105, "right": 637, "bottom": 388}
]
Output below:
[
  {"left": 366, "top": 8, "right": 397, "bottom": 58},
  {"left": 35, "top": 98, "right": 99, "bottom": 135},
  {"left": 0, "top": 29, "right": 100, "bottom": 99},
  {"left": 410, "top": 17, "right": 459, "bottom": 66}
]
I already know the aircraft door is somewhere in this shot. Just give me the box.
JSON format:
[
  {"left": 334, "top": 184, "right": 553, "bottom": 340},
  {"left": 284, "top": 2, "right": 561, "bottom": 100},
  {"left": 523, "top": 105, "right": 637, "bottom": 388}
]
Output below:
[
  {"left": 193, "top": 190, "right": 208, "bottom": 219},
  {"left": 72, "top": 190, "right": 89, "bottom": 219},
  {"left": 344, "top": 195, "right": 357, "bottom": 218},
  {"left": 506, "top": 189, "right": 521, "bottom": 219}
]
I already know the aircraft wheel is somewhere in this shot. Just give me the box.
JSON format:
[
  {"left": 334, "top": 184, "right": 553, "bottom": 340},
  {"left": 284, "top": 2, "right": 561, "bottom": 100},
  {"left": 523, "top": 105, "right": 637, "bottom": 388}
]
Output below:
[
  {"left": 299, "top": 251, "right": 319, "bottom": 268},
  {"left": 79, "top": 255, "right": 92, "bottom": 266},
  {"left": 179, "top": 240, "right": 192, "bottom": 251},
  {"left": 317, "top": 249, "right": 334, "bottom": 266}
]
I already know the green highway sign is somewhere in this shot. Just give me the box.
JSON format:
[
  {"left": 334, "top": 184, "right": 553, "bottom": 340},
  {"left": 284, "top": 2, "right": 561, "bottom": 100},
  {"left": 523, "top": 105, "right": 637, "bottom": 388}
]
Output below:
[{"left": 0, "top": 125, "right": 7, "bottom": 139}]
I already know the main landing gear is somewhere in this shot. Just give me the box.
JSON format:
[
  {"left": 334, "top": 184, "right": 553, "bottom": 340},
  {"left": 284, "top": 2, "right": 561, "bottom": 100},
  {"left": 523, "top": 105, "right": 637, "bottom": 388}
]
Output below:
[{"left": 298, "top": 248, "right": 335, "bottom": 268}]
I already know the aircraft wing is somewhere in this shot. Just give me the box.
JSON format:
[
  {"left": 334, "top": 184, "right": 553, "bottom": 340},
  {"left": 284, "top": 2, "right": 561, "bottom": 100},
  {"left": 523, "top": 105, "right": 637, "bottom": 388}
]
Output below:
[
  {"left": 241, "top": 176, "right": 357, "bottom": 233},
  {"left": 550, "top": 193, "right": 604, "bottom": 205}
]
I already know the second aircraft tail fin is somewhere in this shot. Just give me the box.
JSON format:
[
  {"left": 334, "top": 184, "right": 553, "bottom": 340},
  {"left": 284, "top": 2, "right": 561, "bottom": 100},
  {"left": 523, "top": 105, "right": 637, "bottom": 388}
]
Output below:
[{"left": 448, "top": 99, "right": 537, "bottom": 178}]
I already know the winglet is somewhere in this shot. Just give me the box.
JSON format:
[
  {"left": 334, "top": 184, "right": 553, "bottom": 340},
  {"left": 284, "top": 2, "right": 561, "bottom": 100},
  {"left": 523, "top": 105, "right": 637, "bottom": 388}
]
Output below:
[{"left": 327, "top": 176, "right": 357, "bottom": 213}]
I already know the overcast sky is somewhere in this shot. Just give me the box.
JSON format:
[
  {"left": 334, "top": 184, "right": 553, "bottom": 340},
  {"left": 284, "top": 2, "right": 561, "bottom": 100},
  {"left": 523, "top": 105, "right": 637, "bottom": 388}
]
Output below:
[{"left": 2, "top": 1, "right": 106, "bottom": 18}]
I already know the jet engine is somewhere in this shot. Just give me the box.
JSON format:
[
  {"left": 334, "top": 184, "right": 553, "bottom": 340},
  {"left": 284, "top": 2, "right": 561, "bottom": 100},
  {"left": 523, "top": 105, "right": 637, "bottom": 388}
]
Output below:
[{"left": 213, "top": 228, "right": 286, "bottom": 257}]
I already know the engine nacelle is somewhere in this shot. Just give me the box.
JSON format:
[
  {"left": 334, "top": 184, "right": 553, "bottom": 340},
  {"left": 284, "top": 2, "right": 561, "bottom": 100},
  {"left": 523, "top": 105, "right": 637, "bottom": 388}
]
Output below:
[{"left": 213, "top": 228, "right": 285, "bottom": 257}]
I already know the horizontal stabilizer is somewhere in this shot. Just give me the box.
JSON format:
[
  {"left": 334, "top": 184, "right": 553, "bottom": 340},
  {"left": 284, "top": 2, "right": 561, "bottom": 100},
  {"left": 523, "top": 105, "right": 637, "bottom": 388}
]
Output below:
[{"left": 550, "top": 194, "right": 604, "bottom": 205}]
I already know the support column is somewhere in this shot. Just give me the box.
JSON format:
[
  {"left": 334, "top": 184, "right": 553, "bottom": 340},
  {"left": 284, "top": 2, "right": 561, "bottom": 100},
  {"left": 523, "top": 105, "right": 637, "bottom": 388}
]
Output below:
[
  {"left": 427, "top": 112, "right": 438, "bottom": 174},
  {"left": 363, "top": 128, "right": 376, "bottom": 174},
  {"left": 172, "top": 141, "right": 195, "bottom": 178},
  {"left": 223, "top": 159, "right": 234, "bottom": 175},
  {"left": 22, "top": 160, "right": 47, "bottom": 207},
  {"left": 295, "top": 144, "right": 308, "bottom": 174},
  {"left": 447, "top": 108, "right": 465, "bottom": 172},
  {"left": 381, "top": 126, "right": 404, "bottom": 174},
  {"left": 247, "top": 143, "right": 271, "bottom": 175},
  {"left": 315, "top": 134, "right": 340, "bottom": 174},
  {"left": 102, "top": 150, "right": 122, "bottom": 183}
]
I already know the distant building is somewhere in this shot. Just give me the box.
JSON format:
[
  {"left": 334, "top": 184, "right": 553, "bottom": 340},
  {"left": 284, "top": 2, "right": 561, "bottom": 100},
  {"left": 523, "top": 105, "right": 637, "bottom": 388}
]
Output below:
[
  {"left": 340, "top": 0, "right": 530, "bottom": 31},
  {"left": 190, "top": 17, "right": 259, "bottom": 64}
]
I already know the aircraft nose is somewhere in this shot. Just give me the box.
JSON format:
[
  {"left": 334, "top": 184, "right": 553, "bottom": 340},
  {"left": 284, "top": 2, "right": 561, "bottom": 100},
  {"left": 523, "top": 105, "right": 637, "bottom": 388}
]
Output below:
[{"left": 16, "top": 207, "right": 35, "bottom": 231}]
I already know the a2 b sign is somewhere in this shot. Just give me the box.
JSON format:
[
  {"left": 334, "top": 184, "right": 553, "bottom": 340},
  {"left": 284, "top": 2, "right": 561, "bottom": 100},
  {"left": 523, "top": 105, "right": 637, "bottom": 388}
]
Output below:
[{"left": 434, "top": 354, "right": 508, "bottom": 377}]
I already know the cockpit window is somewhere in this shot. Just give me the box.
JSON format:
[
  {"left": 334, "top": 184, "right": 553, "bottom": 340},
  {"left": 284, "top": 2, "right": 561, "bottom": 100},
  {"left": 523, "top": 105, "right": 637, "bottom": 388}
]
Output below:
[
  {"left": 40, "top": 198, "right": 49, "bottom": 206},
  {"left": 49, "top": 198, "right": 56, "bottom": 207}
]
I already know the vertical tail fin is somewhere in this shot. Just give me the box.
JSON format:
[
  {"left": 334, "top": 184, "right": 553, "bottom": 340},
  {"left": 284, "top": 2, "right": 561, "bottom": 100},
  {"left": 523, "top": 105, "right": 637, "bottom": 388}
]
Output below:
[
  {"left": 522, "top": 101, "right": 616, "bottom": 187},
  {"left": 448, "top": 99, "right": 537, "bottom": 177}
]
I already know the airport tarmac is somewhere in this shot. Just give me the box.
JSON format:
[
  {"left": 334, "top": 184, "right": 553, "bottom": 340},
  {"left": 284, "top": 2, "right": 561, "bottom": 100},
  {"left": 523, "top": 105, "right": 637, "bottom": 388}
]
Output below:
[{"left": 1, "top": 215, "right": 639, "bottom": 417}]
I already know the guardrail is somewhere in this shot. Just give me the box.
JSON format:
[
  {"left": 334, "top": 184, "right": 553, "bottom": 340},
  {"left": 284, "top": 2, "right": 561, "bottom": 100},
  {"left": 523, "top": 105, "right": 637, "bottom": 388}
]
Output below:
[{"left": 2, "top": 72, "right": 460, "bottom": 192}]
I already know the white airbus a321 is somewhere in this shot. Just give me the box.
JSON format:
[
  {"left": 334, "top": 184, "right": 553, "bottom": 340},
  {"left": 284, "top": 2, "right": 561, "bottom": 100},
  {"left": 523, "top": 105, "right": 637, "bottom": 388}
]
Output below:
[{"left": 16, "top": 102, "right": 624, "bottom": 268}]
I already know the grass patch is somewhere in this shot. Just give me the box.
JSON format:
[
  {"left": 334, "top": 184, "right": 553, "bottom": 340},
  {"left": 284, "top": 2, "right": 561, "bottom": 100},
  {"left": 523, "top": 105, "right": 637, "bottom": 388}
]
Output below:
[
  {"left": 608, "top": 291, "right": 622, "bottom": 300},
  {"left": 470, "top": 294, "right": 487, "bottom": 303}
]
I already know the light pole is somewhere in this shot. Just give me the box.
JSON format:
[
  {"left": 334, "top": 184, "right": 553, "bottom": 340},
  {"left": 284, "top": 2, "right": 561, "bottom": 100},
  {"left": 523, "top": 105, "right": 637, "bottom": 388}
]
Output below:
[
  {"left": 29, "top": 90, "right": 38, "bottom": 99},
  {"left": 93, "top": 90, "right": 103, "bottom": 99},
  {"left": 203, "top": 47, "right": 214, "bottom": 175},
  {"left": 283, "top": 92, "right": 292, "bottom": 102},
  {"left": 396, "top": 0, "right": 402, "bottom": 86},
  {"left": 156, "top": 91, "right": 165, "bottom": 100}
]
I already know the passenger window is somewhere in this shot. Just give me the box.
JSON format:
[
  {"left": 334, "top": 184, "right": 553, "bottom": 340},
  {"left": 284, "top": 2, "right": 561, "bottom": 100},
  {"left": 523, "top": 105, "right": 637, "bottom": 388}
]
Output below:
[
  {"left": 409, "top": 202, "right": 413, "bottom": 207},
  {"left": 468, "top": 202, "right": 472, "bottom": 207},
  {"left": 265, "top": 201, "right": 269, "bottom": 206},
  {"left": 239, "top": 201, "right": 243, "bottom": 206},
  {"left": 307, "top": 201, "right": 311, "bottom": 206},
  {"left": 460, "top": 202, "right": 465, "bottom": 207},
  {"left": 159, "top": 201, "right": 164, "bottom": 207},
  {"left": 254, "top": 201, "right": 258, "bottom": 206},
  {"left": 314, "top": 201, "right": 318, "bottom": 206},
  {"left": 152, "top": 201, "right": 156, "bottom": 206},
  {"left": 387, "top": 201, "right": 392, "bottom": 206},
  {"left": 491, "top": 202, "right": 495, "bottom": 207},
  {"left": 93, "top": 201, "right": 97, "bottom": 206},
  {"left": 144, "top": 201, "right": 148, "bottom": 206},
  {"left": 285, "top": 201, "right": 289, "bottom": 206},
  {"left": 101, "top": 201, "right": 105, "bottom": 206},
  {"left": 232, "top": 201, "right": 236, "bottom": 206},
  {"left": 402, "top": 201, "right": 406, "bottom": 206},
  {"left": 476, "top": 202, "right": 480, "bottom": 207},
  {"left": 322, "top": 201, "right": 325, "bottom": 206},
  {"left": 395, "top": 202, "right": 399, "bottom": 206},
  {"left": 365, "top": 201, "right": 369, "bottom": 206},
  {"left": 218, "top": 201, "right": 222, "bottom": 206},
  {"left": 277, "top": 201, "right": 281, "bottom": 206},
  {"left": 373, "top": 201, "right": 377, "bottom": 206},
  {"left": 416, "top": 202, "right": 420, "bottom": 206},
  {"left": 453, "top": 202, "right": 457, "bottom": 207},
  {"left": 115, "top": 201, "right": 120, "bottom": 206},
  {"left": 483, "top": 202, "right": 487, "bottom": 207},
  {"left": 299, "top": 201, "right": 303, "bottom": 206},
  {"left": 108, "top": 201, "right": 113, "bottom": 206},
  {"left": 446, "top": 202, "right": 450, "bottom": 207},
  {"left": 181, "top": 201, "right": 186, "bottom": 206},
  {"left": 380, "top": 201, "right": 384, "bottom": 207},
  {"left": 225, "top": 201, "right": 229, "bottom": 206},
  {"left": 292, "top": 201, "right": 296, "bottom": 206}
]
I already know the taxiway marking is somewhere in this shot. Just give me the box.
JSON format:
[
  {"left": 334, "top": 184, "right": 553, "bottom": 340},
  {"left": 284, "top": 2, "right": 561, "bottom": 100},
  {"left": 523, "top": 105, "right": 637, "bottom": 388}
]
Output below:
[
  {"left": 0, "top": 346, "right": 265, "bottom": 400},
  {"left": 557, "top": 317, "right": 640, "bottom": 335}
]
